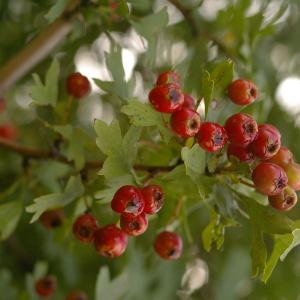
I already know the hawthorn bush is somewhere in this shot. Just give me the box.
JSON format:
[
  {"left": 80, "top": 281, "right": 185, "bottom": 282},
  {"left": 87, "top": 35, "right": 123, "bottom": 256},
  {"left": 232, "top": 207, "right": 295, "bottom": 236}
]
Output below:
[{"left": 1, "top": 0, "right": 300, "bottom": 299}]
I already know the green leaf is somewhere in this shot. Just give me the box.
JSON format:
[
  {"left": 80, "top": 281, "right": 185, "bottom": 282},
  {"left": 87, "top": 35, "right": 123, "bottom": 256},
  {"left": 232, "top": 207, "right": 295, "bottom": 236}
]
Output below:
[
  {"left": 95, "top": 267, "right": 128, "bottom": 300},
  {"left": 181, "top": 144, "right": 206, "bottom": 180},
  {"left": 201, "top": 71, "right": 214, "bottom": 119},
  {"left": 121, "top": 99, "right": 172, "bottom": 142},
  {"left": 45, "top": 0, "right": 68, "bottom": 23},
  {"left": 211, "top": 60, "right": 234, "bottom": 93},
  {"left": 30, "top": 59, "right": 60, "bottom": 107},
  {"left": 0, "top": 199, "right": 22, "bottom": 240},
  {"left": 26, "top": 176, "right": 84, "bottom": 223}
]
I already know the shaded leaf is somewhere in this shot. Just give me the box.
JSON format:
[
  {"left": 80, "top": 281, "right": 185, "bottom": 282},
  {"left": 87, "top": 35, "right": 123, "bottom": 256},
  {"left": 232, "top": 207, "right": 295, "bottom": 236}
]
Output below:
[{"left": 45, "top": 0, "right": 68, "bottom": 22}]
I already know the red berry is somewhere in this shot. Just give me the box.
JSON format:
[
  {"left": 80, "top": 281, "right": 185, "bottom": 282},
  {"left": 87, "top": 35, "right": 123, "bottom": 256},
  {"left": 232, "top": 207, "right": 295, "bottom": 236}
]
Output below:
[
  {"left": 66, "top": 72, "right": 90, "bottom": 98},
  {"left": 197, "top": 122, "right": 228, "bottom": 152},
  {"left": 170, "top": 108, "right": 201, "bottom": 138},
  {"left": 111, "top": 185, "right": 145, "bottom": 217},
  {"left": 249, "top": 124, "right": 281, "bottom": 160},
  {"left": 148, "top": 83, "right": 184, "bottom": 113},
  {"left": 225, "top": 113, "right": 258, "bottom": 146},
  {"left": 39, "top": 209, "right": 64, "bottom": 230},
  {"left": 156, "top": 71, "right": 180, "bottom": 86},
  {"left": 120, "top": 212, "right": 148, "bottom": 236},
  {"left": 94, "top": 224, "right": 128, "bottom": 258},
  {"left": 154, "top": 231, "right": 183, "bottom": 260},
  {"left": 141, "top": 185, "right": 164, "bottom": 214},
  {"left": 265, "top": 146, "right": 294, "bottom": 167},
  {"left": 227, "top": 79, "right": 258, "bottom": 105},
  {"left": 182, "top": 93, "right": 196, "bottom": 110},
  {"left": 0, "top": 124, "right": 17, "bottom": 140},
  {"left": 252, "top": 162, "right": 288, "bottom": 196},
  {"left": 283, "top": 163, "right": 300, "bottom": 191},
  {"left": 72, "top": 214, "right": 98, "bottom": 244},
  {"left": 66, "top": 290, "right": 88, "bottom": 300},
  {"left": 269, "top": 186, "right": 297, "bottom": 211},
  {"left": 35, "top": 276, "right": 57, "bottom": 297},
  {"left": 227, "top": 144, "right": 254, "bottom": 163}
]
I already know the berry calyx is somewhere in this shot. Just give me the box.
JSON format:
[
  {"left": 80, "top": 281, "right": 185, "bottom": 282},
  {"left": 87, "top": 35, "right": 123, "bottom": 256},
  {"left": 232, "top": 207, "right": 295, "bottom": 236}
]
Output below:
[
  {"left": 66, "top": 72, "right": 90, "bottom": 99},
  {"left": 197, "top": 122, "right": 228, "bottom": 152},
  {"left": 111, "top": 185, "right": 145, "bottom": 217},
  {"left": 182, "top": 93, "right": 196, "bottom": 110},
  {"left": 227, "top": 79, "right": 258, "bottom": 105},
  {"left": 35, "top": 276, "right": 57, "bottom": 297},
  {"left": 39, "top": 209, "right": 64, "bottom": 230},
  {"left": 265, "top": 146, "right": 294, "bottom": 167},
  {"left": 141, "top": 185, "right": 164, "bottom": 214},
  {"left": 252, "top": 162, "right": 288, "bottom": 196},
  {"left": 170, "top": 108, "right": 201, "bottom": 138},
  {"left": 283, "top": 163, "right": 300, "bottom": 191},
  {"left": 72, "top": 214, "right": 99, "bottom": 244},
  {"left": 227, "top": 144, "right": 254, "bottom": 163},
  {"left": 120, "top": 212, "right": 148, "bottom": 236},
  {"left": 94, "top": 224, "right": 128, "bottom": 258},
  {"left": 148, "top": 83, "right": 184, "bottom": 113},
  {"left": 225, "top": 113, "right": 258, "bottom": 146},
  {"left": 269, "top": 186, "right": 298, "bottom": 211},
  {"left": 156, "top": 71, "right": 180, "bottom": 86},
  {"left": 249, "top": 124, "right": 281, "bottom": 159},
  {"left": 154, "top": 231, "right": 183, "bottom": 260},
  {"left": 0, "top": 124, "right": 17, "bottom": 140},
  {"left": 66, "top": 290, "right": 88, "bottom": 300}
]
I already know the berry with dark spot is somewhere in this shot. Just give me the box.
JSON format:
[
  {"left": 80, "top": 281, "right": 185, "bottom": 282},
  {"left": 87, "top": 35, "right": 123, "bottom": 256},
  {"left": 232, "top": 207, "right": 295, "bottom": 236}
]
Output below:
[
  {"left": 227, "top": 79, "right": 258, "bottom": 105},
  {"left": 227, "top": 143, "right": 254, "bottom": 163},
  {"left": 39, "top": 209, "right": 64, "bottom": 230},
  {"left": 249, "top": 124, "right": 281, "bottom": 160},
  {"left": 35, "top": 276, "right": 57, "bottom": 297},
  {"left": 66, "top": 72, "right": 90, "bottom": 98},
  {"left": 120, "top": 212, "right": 148, "bottom": 236},
  {"left": 265, "top": 146, "right": 294, "bottom": 167},
  {"left": 111, "top": 185, "right": 145, "bottom": 217},
  {"left": 156, "top": 71, "right": 180, "bottom": 86},
  {"left": 225, "top": 113, "right": 258, "bottom": 146},
  {"left": 269, "top": 186, "right": 298, "bottom": 211},
  {"left": 66, "top": 290, "right": 88, "bottom": 300},
  {"left": 73, "top": 214, "right": 98, "bottom": 244},
  {"left": 252, "top": 162, "right": 288, "bottom": 196},
  {"left": 154, "top": 231, "right": 183, "bottom": 260},
  {"left": 170, "top": 108, "right": 201, "bottom": 138},
  {"left": 141, "top": 185, "right": 164, "bottom": 215},
  {"left": 197, "top": 122, "right": 228, "bottom": 152},
  {"left": 94, "top": 225, "right": 128, "bottom": 258},
  {"left": 148, "top": 83, "right": 184, "bottom": 113}
]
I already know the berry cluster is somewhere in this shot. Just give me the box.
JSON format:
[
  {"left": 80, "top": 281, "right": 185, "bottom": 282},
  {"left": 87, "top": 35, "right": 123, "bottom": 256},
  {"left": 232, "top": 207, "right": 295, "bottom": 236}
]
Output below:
[
  {"left": 149, "top": 71, "right": 299, "bottom": 212},
  {"left": 35, "top": 275, "right": 88, "bottom": 299},
  {"left": 72, "top": 184, "right": 183, "bottom": 260}
]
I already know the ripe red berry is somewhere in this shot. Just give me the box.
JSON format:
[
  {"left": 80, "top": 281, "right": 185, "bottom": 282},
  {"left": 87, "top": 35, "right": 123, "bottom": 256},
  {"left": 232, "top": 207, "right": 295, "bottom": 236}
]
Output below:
[
  {"left": 35, "top": 276, "right": 57, "bottom": 297},
  {"left": 265, "top": 146, "right": 294, "bottom": 167},
  {"left": 72, "top": 214, "right": 98, "bottom": 244},
  {"left": 227, "top": 79, "right": 258, "bottom": 105},
  {"left": 154, "top": 231, "right": 183, "bottom": 260},
  {"left": 182, "top": 93, "right": 196, "bottom": 110},
  {"left": 156, "top": 71, "right": 180, "bottom": 86},
  {"left": 197, "top": 122, "right": 228, "bottom": 152},
  {"left": 249, "top": 124, "right": 281, "bottom": 160},
  {"left": 111, "top": 185, "right": 145, "bottom": 217},
  {"left": 94, "top": 224, "right": 128, "bottom": 258},
  {"left": 283, "top": 163, "right": 300, "bottom": 191},
  {"left": 225, "top": 113, "right": 258, "bottom": 146},
  {"left": 170, "top": 108, "right": 201, "bottom": 138},
  {"left": 227, "top": 144, "right": 254, "bottom": 163},
  {"left": 252, "top": 162, "right": 288, "bottom": 196},
  {"left": 269, "top": 186, "right": 298, "bottom": 211},
  {"left": 39, "top": 209, "right": 64, "bottom": 230},
  {"left": 0, "top": 124, "right": 17, "bottom": 140},
  {"left": 141, "top": 185, "right": 164, "bottom": 214},
  {"left": 66, "top": 290, "right": 88, "bottom": 300},
  {"left": 66, "top": 72, "right": 90, "bottom": 98},
  {"left": 148, "top": 83, "right": 184, "bottom": 113},
  {"left": 120, "top": 212, "right": 148, "bottom": 236}
]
